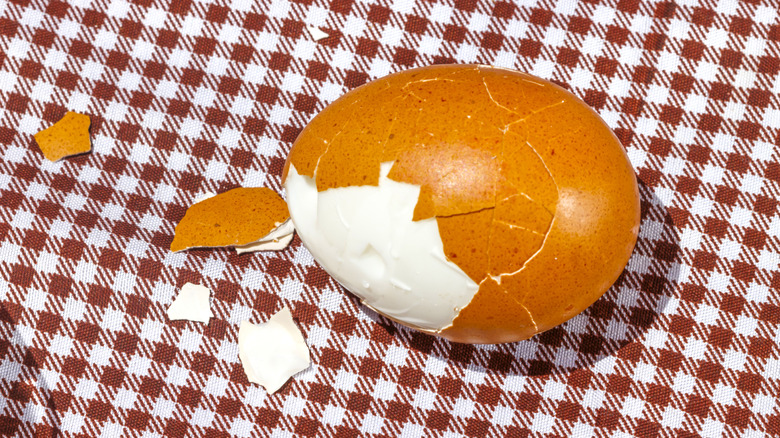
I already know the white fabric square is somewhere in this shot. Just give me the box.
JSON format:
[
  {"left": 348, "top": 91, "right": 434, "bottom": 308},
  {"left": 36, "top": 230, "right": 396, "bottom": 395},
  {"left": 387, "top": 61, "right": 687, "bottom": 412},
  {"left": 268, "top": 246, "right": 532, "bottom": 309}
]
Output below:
[
  {"left": 127, "top": 356, "right": 152, "bottom": 376},
  {"left": 723, "top": 349, "right": 747, "bottom": 371},
  {"left": 543, "top": 27, "right": 566, "bottom": 48},
  {"left": 218, "top": 24, "right": 242, "bottom": 44},
  {"left": 430, "top": 4, "right": 453, "bottom": 23},
  {"left": 712, "top": 383, "right": 736, "bottom": 405},
  {"left": 660, "top": 407, "right": 685, "bottom": 428},
  {"left": 684, "top": 93, "right": 708, "bottom": 114},
  {"left": 621, "top": 397, "right": 645, "bottom": 418},
  {"left": 633, "top": 362, "right": 656, "bottom": 384},
  {"left": 204, "top": 374, "right": 230, "bottom": 397},
  {"left": 592, "top": 5, "right": 616, "bottom": 25},
  {"left": 757, "top": 249, "right": 779, "bottom": 272},
  {"left": 152, "top": 398, "right": 177, "bottom": 418},
  {"left": 456, "top": 44, "right": 480, "bottom": 63},
  {"left": 113, "top": 388, "right": 138, "bottom": 409},
  {"left": 542, "top": 380, "right": 566, "bottom": 400},
  {"left": 683, "top": 339, "right": 707, "bottom": 361},
  {"left": 581, "top": 389, "right": 606, "bottom": 409},
  {"left": 717, "top": 239, "right": 742, "bottom": 261},
  {"left": 618, "top": 46, "right": 642, "bottom": 66},
  {"left": 20, "top": 8, "right": 44, "bottom": 27},
  {"left": 143, "top": 7, "right": 167, "bottom": 28},
  {"left": 372, "top": 379, "right": 396, "bottom": 401},
  {"left": 412, "top": 388, "right": 436, "bottom": 410},
  {"left": 657, "top": 52, "right": 680, "bottom": 73},
  {"left": 672, "top": 372, "right": 696, "bottom": 394},
  {"left": 63, "top": 297, "right": 87, "bottom": 321},
  {"left": 163, "top": 365, "right": 190, "bottom": 386},
  {"left": 180, "top": 118, "right": 203, "bottom": 139},
  {"left": 530, "top": 413, "right": 555, "bottom": 433},
  {"left": 61, "top": 412, "right": 85, "bottom": 433},
  {"left": 88, "top": 344, "right": 114, "bottom": 367},
  {"left": 322, "top": 405, "right": 346, "bottom": 426},
  {"left": 333, "top": 370, "right": 359, "bottom": 392}
]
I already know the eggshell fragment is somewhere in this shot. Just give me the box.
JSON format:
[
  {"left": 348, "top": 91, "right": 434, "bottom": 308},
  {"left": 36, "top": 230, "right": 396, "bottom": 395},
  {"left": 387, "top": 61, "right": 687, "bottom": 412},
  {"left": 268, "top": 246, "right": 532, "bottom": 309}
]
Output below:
[
  {"left": 442, "top": 277, "right": 537, "bottom": 344},
  {"left": 238, "top": 306, "right": 310, "bottom": 394},
  {"left": 234, "top": 219, "right": 295, "bottom": 254},
  {"left": 34, "top": 111, "right": 92, "bottom": 161},
  {"left": 387, "top": 143, "right": 500, "bottom": 220},
  {"left": 193, "top": 191, "right": 217, "bottom": 204},
  {"left": 306, "top": 26, "right": 328, "bottom": 41},
  {"left": 170, "top": 187, "right": 290, "bottom": 252},
  {"left": 167, "top": 283, "right": 213, "bottom": 323}
]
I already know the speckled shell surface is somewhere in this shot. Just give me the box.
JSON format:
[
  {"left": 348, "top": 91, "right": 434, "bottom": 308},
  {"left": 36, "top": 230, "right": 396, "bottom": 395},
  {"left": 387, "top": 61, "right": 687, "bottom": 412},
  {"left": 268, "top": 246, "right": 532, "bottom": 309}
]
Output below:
[{"left": 284, "top": 64, "right": 640, "bottom": 344}]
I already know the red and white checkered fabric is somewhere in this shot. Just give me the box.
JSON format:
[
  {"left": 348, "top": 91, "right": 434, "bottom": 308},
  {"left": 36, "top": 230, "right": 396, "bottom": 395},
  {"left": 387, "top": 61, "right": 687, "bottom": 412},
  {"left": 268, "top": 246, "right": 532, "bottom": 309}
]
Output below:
[{"left": 1, "top": 0, "right": 778, "bottom": 436}]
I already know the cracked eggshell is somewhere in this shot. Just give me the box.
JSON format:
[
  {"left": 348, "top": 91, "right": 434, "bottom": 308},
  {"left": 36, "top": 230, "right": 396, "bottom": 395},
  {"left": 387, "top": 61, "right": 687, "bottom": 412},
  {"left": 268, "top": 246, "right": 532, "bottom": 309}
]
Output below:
[
  {"left": 235, "top": 219, "right": 295, "bottom": 254},
  {"left": 34, "top": 111, "right": 92, "bottom": 162},
  {"left": 170, "top": 187, "right": 290, "bottom": 252},
  {"left": 283, "top": 64, "right": 640, "bottom": 344}
]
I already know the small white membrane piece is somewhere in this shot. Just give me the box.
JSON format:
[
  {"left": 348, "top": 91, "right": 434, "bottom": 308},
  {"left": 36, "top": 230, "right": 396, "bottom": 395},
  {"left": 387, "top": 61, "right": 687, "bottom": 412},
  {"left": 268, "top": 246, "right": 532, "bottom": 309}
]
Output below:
[
  {"left": 193, "top": 191, "right": 217, "bottom": 204},
  {"left": 285, "top": 163, "right": 480, "bottom": 331},
  {"left": 306, "top": 26, "right": 329, "bottom": 41},
  {"left": 238, "top": 306, "right": 311, "bottom": 394},
  {"left": 167, "top": 283, "right": 213, "bottom": 324},
  {"left": 235, "top": 218, "right": 296, "bottom": 254}
]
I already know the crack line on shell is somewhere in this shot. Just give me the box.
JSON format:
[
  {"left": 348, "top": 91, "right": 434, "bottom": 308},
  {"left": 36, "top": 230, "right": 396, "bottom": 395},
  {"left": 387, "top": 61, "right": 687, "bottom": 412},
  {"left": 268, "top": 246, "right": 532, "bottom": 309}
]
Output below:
[
  {"left": 491, "top": 127, "right": 559, "bottom": 282},
  {"left": 485, "top": 127, "right": 503, "bottom": 287},
  {"left": 523, "top": 140, "right": 559, "bottom": 197},
  {"left": 497, "top": 192, "right": 555, "bottom": 219},
  {"left": 491, "top": 214, "right": 556, "bottom": 284},
  {"left": 482, "top": 77, "right": 521, "bottom": 115},
  {"left": 493, "top": 220, "right": 545, "bottom": 236},
  {"left": 500, "top": 99, "right": 568, "bottom": 133},
  {"left": 311, "top": 88, "right": 374, "bottom": 181},
  {"left": 519, "top": 301, "right": 539, "bottom": 332},
  {"left": 435, "top": 272, "right": 494, "bottom": 334},
  {"left": 401, "top": 78, "right": 458, "bottom": 89},
  {"left": 312, "top": 129, "right": 342, "bottom": 181}
]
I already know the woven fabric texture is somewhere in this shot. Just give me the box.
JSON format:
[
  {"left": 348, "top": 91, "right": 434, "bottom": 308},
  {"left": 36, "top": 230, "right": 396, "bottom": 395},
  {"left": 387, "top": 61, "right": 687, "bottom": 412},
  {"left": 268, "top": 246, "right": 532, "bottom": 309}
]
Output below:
[{"left": 0, "top": 0, "right": 779, "bottom": 437}]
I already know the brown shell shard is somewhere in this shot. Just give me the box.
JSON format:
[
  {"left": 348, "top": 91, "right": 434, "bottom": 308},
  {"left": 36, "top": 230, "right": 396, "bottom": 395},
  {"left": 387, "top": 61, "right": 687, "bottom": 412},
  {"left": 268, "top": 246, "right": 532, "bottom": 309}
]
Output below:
[
  {"left": 487, "top": 222, "right": 545, "bottom": 276},
  {"left": 440, "top": 277, "right": 536, "bottom": 344},
  {"left": 314, "top": 120, "right": 383, "bottom": 191},
  {"left": 388, "top": 143, "right": 500, "bottom": 218},
  {"left": 436, "top": 208, "right": 493, "bottom": 284},
  {"left": 34, "top": 111, "right": 92, "bottom": 161},
  {"left": 411, "top": 185, "right": 437, "bottom": 221},
  {"left": 501, "top": 131, "right": 558, "bottom": 214},
  {"left": 495, "top": 194, "right": 553, "bottom": 234},
  {"left": 171, "top": 188, "right": 289, "bottom": 252},
  {"left": 482, "top": 72, "right": 568, "bottom": 118}
]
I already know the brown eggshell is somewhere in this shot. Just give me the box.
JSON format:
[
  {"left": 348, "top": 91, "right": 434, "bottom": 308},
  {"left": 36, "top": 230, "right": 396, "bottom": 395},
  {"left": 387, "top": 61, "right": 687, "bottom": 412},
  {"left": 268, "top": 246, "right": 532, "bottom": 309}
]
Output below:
[
  {"left": 285, "top": 64, "right": 640, "bottom": 344},
  {"left": 388, "top": 143, "right": 500, "bottom": 219},
  {"left": 34, "top": 111, "right": 92, "bottom": 162},
  {"left": 440, "top": 277, "right": 536, "bottom": 344},
  {"left": 170, "top": 188, "right": 290, "bottom": 252},
  {"left": 436, "top": 208, "right": 493, "bottom": 284}
]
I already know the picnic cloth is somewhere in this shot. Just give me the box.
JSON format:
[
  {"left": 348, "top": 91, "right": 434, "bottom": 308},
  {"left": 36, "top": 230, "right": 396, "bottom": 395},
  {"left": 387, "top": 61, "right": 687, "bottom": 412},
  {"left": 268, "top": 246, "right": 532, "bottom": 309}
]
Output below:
[{"left": 1, "top": 0, "right": 778, "bottom": 436}]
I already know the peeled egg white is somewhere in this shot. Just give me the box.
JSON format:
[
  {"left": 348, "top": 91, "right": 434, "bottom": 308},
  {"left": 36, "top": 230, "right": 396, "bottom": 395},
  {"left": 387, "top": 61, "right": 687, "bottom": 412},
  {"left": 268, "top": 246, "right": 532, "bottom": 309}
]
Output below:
[{"left": 285, "top": 162, "right": 479, "bottom": 331}]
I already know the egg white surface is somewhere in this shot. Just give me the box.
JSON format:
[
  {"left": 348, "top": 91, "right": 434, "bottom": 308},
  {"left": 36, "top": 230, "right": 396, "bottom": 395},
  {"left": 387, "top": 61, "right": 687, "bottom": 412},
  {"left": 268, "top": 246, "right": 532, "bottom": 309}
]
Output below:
[{"left": 285, "top": 163, "right": 479, "bottom": 331}]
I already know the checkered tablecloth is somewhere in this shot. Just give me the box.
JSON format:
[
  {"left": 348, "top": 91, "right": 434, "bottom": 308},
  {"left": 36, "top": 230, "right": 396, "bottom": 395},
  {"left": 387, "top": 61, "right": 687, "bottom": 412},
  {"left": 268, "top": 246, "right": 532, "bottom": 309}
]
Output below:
[{"left": 1, "top": 0, "right": 778, "bottom": 436}]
